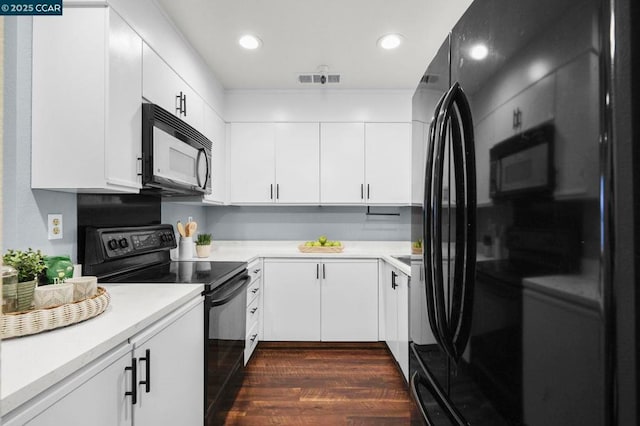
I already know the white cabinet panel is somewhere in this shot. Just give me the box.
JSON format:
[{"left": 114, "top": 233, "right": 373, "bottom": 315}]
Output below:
[
  {"left": 32, "top": 7, "right": 142, "bottom": 193},
  {"left": 14, "top": 345, "right": 132, "bottom": 426},
  {"left": 263, "top": 260, "right": 321, "bottom": 341},
  {"left": 365, "top": 123, "right": 411, "bottom": 204},
  {"left": 321, "top": 260, "right": 378, "bottom": 341},
  {"left": 275, "top": 123, "right": 320, "bottom": 203},
  {"left": 263, "top": 259, "right": 379, "bottom": 342},
  {"left": 320, "top": 123, "right": 366, "bottom": 203},
  {"left": 142, "top": 43, "right": 203, "bottom": 131},
  {"left": 229, "top": 123, "right": 276, "bottom": 203},
  {"left": 131, "top": 299, "right": 204, "bottom": 426},
  {"left": 203, "top": 105, "right": 226, "bottom": 204},
  {"left": 383, "top": 264, "right": 409, "bottom": 381}
]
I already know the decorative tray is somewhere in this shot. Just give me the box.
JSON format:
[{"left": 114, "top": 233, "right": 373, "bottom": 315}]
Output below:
[
  {"left": 1, "top": 286, "right": 110, "bottom": 339},
  {"left": 298, "top": 244, "right": 345, "bottom": 253}
]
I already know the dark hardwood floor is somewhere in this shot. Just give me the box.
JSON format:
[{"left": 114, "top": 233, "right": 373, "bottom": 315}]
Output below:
[{"left": 216, "top": 342, "right": 423, "bottom": 425}]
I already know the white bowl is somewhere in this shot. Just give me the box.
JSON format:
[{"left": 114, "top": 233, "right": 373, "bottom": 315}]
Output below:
[
  {"left": 34, "top": 283, "right": 74, "bottom": 309},
  {"left": 65, "top": 276, "right": 98, "bottom": 302}
]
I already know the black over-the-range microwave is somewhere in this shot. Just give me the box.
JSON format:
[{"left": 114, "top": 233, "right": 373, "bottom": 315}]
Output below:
[
  {"left": 141, "top": 103, "right": 212, "bottom": 196},
  {"left": 489, "top": 122, "right": 554, "bottom": 199}
]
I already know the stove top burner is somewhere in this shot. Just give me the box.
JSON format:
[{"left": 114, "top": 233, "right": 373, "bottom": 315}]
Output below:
[{"left": 100, "top": 261, "right": 247, "bottom": 291}]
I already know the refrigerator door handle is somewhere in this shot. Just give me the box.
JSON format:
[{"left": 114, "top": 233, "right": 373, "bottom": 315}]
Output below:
[
  {"left": 434, "top": 82, "right": 476, "bottom": 362},
  {"left": 423, "top": 88, "right": 451, "bottom": 354},
  {"left": 429, "top": 82, "right": 477, "bottom": 362}
]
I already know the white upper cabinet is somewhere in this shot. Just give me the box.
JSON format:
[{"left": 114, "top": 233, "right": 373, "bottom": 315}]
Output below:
[
  {"left": 229, "top": 123, "right": 276, "bottom": 203},
  {"left": 365, "top": 123, "right": 411, "bottom": 204},
  {"left": 31, "top": 7, "right": 142, "bottom": 193},
  {"left": 320, "top": 123, "right": 366, "bottom": 203},
  {"left": 202, "top": 105, "right": 227, "bottom": 204},
  {"left": 229, "top": 123, "right": 320, "bottom": 204},
  {"left": 274, "top": 123, "right": 320, "bottom": 203},
  {"left": 142, "top": 43, "right": 204, "bottom": 132}
]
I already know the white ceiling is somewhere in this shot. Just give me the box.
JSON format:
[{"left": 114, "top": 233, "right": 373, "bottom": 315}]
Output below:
[{"left": 155, "top": 0, "right": 473, "bottom": 90}]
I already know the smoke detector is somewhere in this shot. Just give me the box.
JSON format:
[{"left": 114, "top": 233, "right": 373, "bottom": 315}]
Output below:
[{"left": 297, "top": 65, "right": 341, "bottom": 85}]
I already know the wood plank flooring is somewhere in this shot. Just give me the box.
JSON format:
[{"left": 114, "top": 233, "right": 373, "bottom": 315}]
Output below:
[{"left": 215, "top": 342, "right": 423, "bottom": 425}]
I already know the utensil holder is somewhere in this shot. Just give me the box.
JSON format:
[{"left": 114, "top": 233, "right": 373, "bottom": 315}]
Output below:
[{"left": 179, "top": 236, "right": 193, "bottom": 260}]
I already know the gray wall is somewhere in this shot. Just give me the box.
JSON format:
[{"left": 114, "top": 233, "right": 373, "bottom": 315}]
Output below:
[
  {"left": 3, "top": 17, "right": 77, "bottom": 260},
  {"left": 205, "top": 206, "right": 410, "bottom": 241}
]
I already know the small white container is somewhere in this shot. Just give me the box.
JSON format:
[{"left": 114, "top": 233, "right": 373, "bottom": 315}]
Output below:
[
  {"left": 65, "top": 276, "right": 98, "bottom": 302},
  {"left": 34, "top": 283, "right": 74, "bottom": 309},
  {"left": 179, "top": 236, "right": 194, "bottom": 260}
]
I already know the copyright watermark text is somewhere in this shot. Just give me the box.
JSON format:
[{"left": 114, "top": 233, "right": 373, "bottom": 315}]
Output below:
[{"left": 0, "top": 0, "right": 62, "bottom": 15}]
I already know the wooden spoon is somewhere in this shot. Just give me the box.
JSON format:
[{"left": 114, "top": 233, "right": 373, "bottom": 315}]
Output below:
[
  {"left": 186, "top": 221, "right": 197, "bottom": 237},
  {"left": 177, "top": 221, "right": 186, "bottom": 237}
]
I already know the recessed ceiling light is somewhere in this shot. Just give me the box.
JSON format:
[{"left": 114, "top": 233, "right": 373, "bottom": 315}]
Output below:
[
  {"left": 239, "top": 34, "right": 262, "bottom": 50},
  {"left": 377, "top": 34, "right": 404, "bottom": 50},
  {"left": 469, "top": 43, "right": 489, "bottom": 60}
]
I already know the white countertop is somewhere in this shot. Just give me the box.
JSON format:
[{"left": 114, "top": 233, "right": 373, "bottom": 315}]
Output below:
[
  {"left": 1, "top": 283, "right": 204, "bottom": 415},
  {"left": 176, "top": 240, "right": 413, "bottom": 275}
]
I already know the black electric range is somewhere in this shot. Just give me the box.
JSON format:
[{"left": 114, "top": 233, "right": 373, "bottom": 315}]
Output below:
[
  {"left": 83, "top": 224, "right": 246, "bottom": 289},
  {"left": 83, "top": 224, "right": 250, "bottom": 425}
]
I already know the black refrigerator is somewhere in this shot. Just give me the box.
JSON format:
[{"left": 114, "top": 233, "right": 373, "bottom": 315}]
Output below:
[{"left": 409, "top": 0, "right": 639, "bottom": 424}]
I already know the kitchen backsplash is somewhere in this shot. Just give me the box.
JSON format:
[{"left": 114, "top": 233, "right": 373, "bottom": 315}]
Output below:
[{"left": 204, "top": 206, "right": 410, "bottom": 241}]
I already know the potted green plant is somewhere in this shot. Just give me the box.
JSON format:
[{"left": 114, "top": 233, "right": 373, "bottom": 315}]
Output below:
[
  {"left": 3, "top": 248, "right": 47, "bottom": 311},
  {"left": 195, "top": 233, "right": 212, "bottom": 258}
]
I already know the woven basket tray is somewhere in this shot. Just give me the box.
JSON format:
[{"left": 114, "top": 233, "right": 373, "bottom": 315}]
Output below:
[
  {"left": 1, "top": 287, "right": 110, "bottom": 339},
  {"left": 298, "top": 244, "right": 344, "bottom": 253}
]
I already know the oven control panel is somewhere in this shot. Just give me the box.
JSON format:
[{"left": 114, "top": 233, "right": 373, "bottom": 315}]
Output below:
[{"left": 99, "top": 226, "right": 177, "bottom": 259}]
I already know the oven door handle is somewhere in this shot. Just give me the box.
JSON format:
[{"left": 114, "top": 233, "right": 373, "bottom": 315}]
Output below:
[{"left": 209, "top": 274, "right": 251, "bottom": 306}]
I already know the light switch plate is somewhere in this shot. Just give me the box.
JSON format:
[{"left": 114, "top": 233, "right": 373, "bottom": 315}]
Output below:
[{"left": 48, "top": 214, "right": 63, "bottom": 240}]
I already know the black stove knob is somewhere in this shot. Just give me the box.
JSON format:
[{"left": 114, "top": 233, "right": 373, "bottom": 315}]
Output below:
[
  {"left": 118, "top": 238, "right": 129, "bottom": 249},
  {"left": 160, "top": 234, "right": 168, "bottom": 242},
  {"left": 108, "top": 239, "right": 118, "bottom": 250}
]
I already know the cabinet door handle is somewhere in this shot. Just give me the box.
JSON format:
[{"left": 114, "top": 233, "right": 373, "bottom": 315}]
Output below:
[
  {"left": 367, "top": 184, "right": 370, "bottom": 199},
  {"left": 316, "top": 264, "right": 319, "bottom": 279},
  {"left": 391, "top": 271, "right": 398, "bottom": 290},
  {"left": 277, "top": 184, "right": 280, "bottom": 199},
  {"left": 250, "top": 307, "right": 258, "bottom": 314},
  {"left": 183, "top": 93, "right": 187, "bottom": 116},
  {"left": 176, "top": 92, "right": 183, "bottom": 115},
  {"left": 323, "top": 264, "right": 326, "bottom": 279},
  {"left": 361, "top": 184, "right": 364, "bottom": 200},
  {"left": 253, "top": 268, "right": 261, "bottom": 274},
  {"left": 139, "top": 349, "right": 151, "bottom": 393},
  {"left": 125, "top": 357, "right": 138, "bottom": 405},
  {"left": 270, "top": 184, "right": 273, "bottom": 200},
  {"left": 250, "top": 333, "right": 258, "bottom": 343},
  {"left": 251, "top": 287, "right": 259, "bottom": 294}
]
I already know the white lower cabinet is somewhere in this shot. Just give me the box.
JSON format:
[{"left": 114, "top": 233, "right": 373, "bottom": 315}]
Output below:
[
  {"left": 245, "top": 259, "right": 262, "bottom": 364},
  {"left": 5, "top": 297, "right": 204, "bottom": 426},
  {"left": 130, "top": 298, "right": 204, "bottom": 426},
  {"left": 383, "top": 263, "right": 409, "bottom": 381},
  {"left": 263, "top": 259, "right": 379, "bottom": 342}
]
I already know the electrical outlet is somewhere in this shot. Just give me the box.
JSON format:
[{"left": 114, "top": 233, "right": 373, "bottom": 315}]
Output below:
[{"left": 48, "top": 214, "right": 63, "bottom": 240}]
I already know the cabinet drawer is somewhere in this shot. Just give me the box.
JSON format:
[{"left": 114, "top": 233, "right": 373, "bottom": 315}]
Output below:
[
  {"left": 247, "top": 277, "right": 261, "bottom": 306},
  {"left": 246, "top": 295, "right": 260, "bottom": 330},
  {"left": 245, "top": 321, "right": 259, "bottom": 365}
]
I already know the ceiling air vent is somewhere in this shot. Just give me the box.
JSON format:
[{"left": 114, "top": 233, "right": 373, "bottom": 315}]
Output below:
[{"left": 297, "top": 73, "right": 341, "bottom": 85}]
